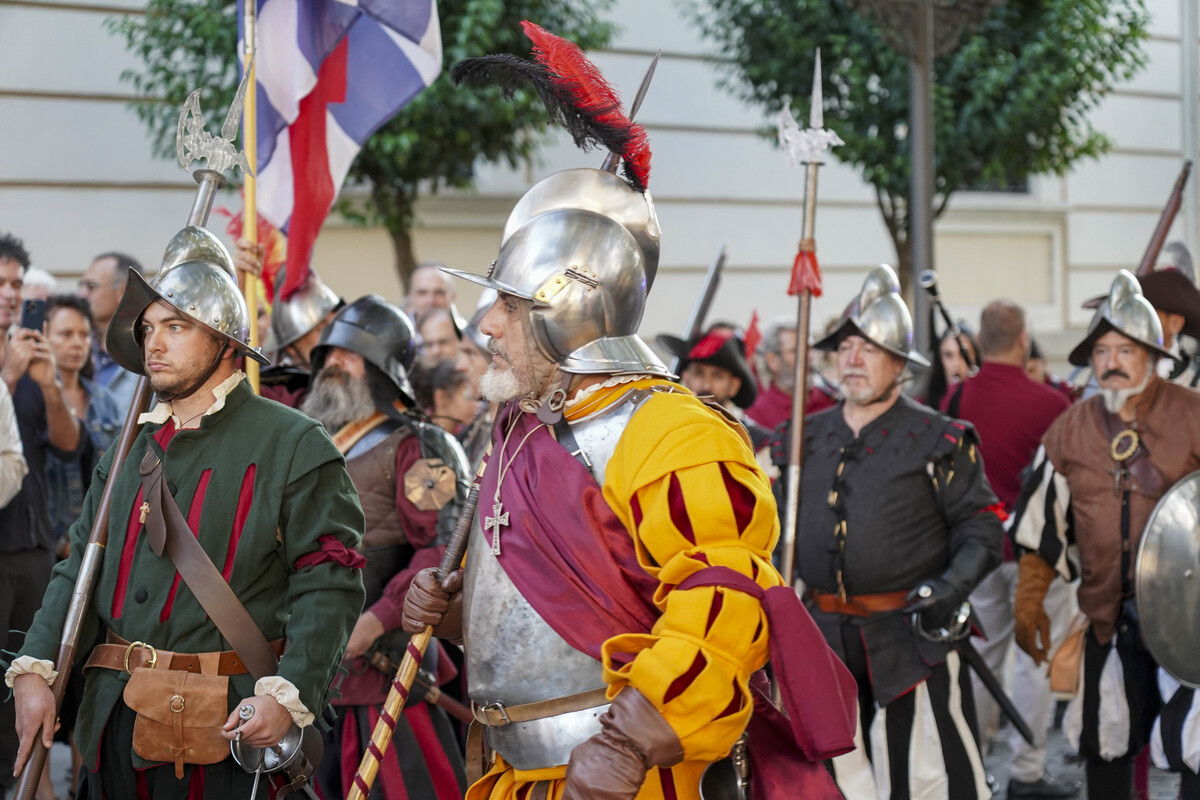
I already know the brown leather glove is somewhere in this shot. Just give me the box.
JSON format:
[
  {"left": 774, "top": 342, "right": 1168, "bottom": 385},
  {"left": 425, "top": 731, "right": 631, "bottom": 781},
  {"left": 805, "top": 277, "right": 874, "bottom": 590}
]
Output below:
[
  {"left": 1013, "top": 553, "right": 1056, "bottom": 665},
  {"left": 400, "top": 567, "right": 464, "bottom": 644},
  {"left": 563, "top": 688, "right": 684, "bottom": 800}
]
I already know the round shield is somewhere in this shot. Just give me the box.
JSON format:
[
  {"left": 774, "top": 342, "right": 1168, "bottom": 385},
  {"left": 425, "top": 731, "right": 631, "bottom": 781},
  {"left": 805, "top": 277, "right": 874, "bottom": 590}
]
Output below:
[
  {"left": 404, "top": 458, "right": 457, "bottom": 511},
  {"left": 1136, "top": 470, "right": 1200, "bottom": 688}
]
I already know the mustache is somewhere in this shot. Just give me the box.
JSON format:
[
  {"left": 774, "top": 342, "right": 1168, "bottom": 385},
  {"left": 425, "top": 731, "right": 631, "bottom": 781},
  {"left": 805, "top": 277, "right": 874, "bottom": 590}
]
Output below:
[
  {"left": 1101, "top": 369, "right": 1130, "bottom": 380},
  {"left": 487, "top": 338, "right": 509, "bottom": 361}
]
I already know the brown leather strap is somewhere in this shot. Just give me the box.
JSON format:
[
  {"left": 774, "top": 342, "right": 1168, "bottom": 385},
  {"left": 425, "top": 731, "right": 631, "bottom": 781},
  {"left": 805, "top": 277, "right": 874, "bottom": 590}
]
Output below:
[
  {"left": 84, "top": 633, "right": 286, "bottom": 676},
  {"left": 139, "top": 451, "right": 280, "bottom": 681},
  {"left": 471, "top": 687, "right": 609, "bottom": 727},
  {"left": 808, "top": 588, "right": 911, "bottom": 617}
]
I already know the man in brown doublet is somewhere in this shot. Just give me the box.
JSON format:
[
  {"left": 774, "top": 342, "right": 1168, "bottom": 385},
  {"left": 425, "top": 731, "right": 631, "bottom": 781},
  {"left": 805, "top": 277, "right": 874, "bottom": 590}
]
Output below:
[{"left": 1012, "top": 271, "right": 1200, "bottom": 800}]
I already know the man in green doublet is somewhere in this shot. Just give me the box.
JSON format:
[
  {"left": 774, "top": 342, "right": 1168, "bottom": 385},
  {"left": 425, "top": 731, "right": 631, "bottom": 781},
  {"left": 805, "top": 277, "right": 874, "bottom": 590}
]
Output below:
[{"left": 6, "top": 227, "right": 365, "bottom": 799}]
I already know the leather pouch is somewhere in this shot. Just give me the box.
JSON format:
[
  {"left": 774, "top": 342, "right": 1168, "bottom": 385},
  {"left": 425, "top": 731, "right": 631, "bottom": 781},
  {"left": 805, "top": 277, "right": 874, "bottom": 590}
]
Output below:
[
  {"left": 1050, "top": 612, "right": 1089, "bottom": 695},
  {"left": 123, "top": 661, "right": 230, "bottom": 778}
]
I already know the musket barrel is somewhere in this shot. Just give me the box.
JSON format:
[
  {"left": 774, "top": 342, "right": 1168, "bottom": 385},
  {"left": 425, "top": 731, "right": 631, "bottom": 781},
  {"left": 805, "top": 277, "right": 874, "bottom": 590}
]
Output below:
[{"left": 1136, "top": 160, "right": 1193, "bottom": 276}]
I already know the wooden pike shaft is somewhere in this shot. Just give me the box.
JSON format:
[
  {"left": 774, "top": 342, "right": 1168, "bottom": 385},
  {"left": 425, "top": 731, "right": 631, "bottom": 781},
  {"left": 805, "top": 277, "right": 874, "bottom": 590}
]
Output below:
[
  {"left": 13, "top": 378, "right": 154, "bottom": 800},
  {"left": 346, "top": 480, "right": 481, "bottom": 800},
  {"left": 779, "top": 161, "right": 821, "bottom": 589},
  {"left": 242, "top": 2, "right": 260, "bottom": 394}
]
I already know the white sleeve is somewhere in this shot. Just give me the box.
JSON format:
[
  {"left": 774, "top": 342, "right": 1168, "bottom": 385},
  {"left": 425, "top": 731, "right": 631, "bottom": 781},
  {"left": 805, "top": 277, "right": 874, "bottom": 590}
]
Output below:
[
  {"left": 1011, "top": 444, "right": 1077, "bottom": 580},
  {"left": 0, "top": 380, "right": 28, "bottom": 509}
]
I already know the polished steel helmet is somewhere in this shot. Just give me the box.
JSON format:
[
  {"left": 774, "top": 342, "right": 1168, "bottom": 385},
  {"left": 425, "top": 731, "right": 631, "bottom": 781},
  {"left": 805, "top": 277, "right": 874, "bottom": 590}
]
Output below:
[
  {"left": 444, "top": 169, "right": 669, "bottom": 377},
  {"left": 310, "top": 294, "right": 417, "bottom": 406},
  {"left": 814, "top": 264, "right": 930, "bottom": 367},
  {"left": 1067, "top": 270, "right": 1173, "bottom": 367},
  {"left": 107, "top": 226, "right": 269, "bottom": 375},
  {"left": 268, "top": 272, "right": 341, "bottom": 351},
  {"left": 1136, "top": 469, "right": 1200, "bottom": 688}
]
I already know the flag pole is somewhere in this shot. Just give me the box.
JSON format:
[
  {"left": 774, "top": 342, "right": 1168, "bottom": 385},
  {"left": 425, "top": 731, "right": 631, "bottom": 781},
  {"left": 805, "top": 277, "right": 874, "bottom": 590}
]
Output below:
[
  {"left": 242, "top": 0, "right": 261, "bottom": 394},
  {"left": 778, "top": 51, "right": 843, "bottom": 591}
]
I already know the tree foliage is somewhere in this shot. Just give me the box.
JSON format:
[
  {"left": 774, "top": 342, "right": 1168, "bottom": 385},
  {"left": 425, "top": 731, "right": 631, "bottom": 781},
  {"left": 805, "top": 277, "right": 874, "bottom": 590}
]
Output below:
[
  {"left": 679, "top": 0, "right": 1149, "bottom": 277},
  {"left": 109, "top": 0, "right": 615, "bottom": 283}
]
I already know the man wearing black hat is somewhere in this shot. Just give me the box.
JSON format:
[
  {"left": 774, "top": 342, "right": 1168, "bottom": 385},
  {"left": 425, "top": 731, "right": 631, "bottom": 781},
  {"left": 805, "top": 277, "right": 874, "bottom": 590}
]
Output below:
[{"left": 1083, "top": 241, "right": 1200, "bottom": 388}]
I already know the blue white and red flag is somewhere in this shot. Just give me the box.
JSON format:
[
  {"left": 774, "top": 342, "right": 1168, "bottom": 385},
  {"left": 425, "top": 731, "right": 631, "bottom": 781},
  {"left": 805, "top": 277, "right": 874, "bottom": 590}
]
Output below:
[{"left": 237, "top": 0, "right": 442, "bottom": 299}]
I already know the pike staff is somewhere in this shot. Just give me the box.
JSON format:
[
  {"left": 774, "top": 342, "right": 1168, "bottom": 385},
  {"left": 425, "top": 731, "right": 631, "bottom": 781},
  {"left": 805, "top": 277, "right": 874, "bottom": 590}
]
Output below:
[
  {"left": 1137, "top": 159, "right": 1192, "bottom": 277},
  {"left": 242, "top": 1, "right": 261, "bottom": 394},
  {"left": 13, "top": 83, "right": 253, "bottom": 800},
  {"left": 777, "top": 51, "right": 843, "bottom": 588}
]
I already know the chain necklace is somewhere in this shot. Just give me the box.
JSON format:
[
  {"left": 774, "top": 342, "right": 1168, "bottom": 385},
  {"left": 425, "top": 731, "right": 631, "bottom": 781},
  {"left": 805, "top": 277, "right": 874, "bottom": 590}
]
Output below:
[{"left": 484, "top": 411, "right": 546, "bottom": 556}]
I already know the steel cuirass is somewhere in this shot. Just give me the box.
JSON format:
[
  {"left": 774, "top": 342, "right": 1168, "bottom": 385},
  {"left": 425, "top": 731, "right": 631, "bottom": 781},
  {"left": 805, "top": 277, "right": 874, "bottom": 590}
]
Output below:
[{"left": 462, "top": 388, "right": 656, "bottom": 769}]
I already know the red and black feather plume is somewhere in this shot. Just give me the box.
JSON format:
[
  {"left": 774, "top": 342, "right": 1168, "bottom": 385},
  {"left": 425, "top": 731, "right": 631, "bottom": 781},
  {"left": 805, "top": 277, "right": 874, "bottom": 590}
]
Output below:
[{"left": 450, "top": 20, "right": 651, "bottom": 192}]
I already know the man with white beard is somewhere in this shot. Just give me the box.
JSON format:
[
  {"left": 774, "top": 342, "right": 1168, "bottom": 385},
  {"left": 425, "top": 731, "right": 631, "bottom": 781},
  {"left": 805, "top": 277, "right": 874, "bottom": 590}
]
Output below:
[
  {"left": 298, "top": 295, "right": 470, "bottom": 800},
  {"left": 1012, "top": 271, "right": 1200, "bottom": 800}
]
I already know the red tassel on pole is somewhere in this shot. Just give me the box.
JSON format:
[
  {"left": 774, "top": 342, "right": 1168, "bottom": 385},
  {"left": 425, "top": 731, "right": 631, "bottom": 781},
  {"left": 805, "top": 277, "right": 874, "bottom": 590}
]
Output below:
[{"left": 789, "top": 249, "right": 823, "bottom": 297}]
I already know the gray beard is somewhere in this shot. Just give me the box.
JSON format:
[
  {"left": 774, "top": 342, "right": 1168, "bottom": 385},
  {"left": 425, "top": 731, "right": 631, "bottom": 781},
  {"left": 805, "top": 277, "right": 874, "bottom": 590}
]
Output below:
[
  {"left": 301, "top": 369, "right": 376, "bottom": 431},
  {"left": 479, "top": 364, "right": 522, "bottom": 403},
  {"left": 1100, "top": 370, "right": 1152, "bottom": 414}
]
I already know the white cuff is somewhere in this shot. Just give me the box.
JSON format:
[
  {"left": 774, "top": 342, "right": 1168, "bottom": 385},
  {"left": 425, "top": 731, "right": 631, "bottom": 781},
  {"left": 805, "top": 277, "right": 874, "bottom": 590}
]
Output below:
[
  {"left": 254, "top": 676, "right": 314, "bottom": 727},
  {"left": 4, "top": 657, "right": 58, "bottom": 689}
]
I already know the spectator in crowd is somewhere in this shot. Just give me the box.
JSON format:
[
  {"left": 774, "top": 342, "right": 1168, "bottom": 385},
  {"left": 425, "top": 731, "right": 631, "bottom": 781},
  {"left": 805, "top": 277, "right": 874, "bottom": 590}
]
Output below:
[
  {"left": 0, "top": 233, "right": 85, "bottom": 792},
  {"left": 1027, "top": 338, "right": 1080, "bottom": 401},
  {"left": 416, "top": 306, "right": 460, "bottom": 368},
  {"left": 0, "top": 380, "right": 27, "bottom": 510},
  {"left": 925, "top": 322, "right": 979, "bottom": 413},
  {"left": 405, "top": 262, "right": 456, "bottom": 317},
  {"left": 745, "top": 316, "right": 837, "bottom": 434},
  {"left": 948, "top": 300, "right": 1078, "bottom": 799},
  {"left": 453, "top": 294, "right": 495, "bottom": 470},
  {"left": 425, "top": 360, "right": 476, "bottom": 436},
  {"left": 42, "top": 294, "right": 123, "bottom": 542},
  {"left": 77, "top": 251, "right": 143, "bottom": 410},
  {"left": 19, "top": 267, "right": 56, "bottom": 302}
]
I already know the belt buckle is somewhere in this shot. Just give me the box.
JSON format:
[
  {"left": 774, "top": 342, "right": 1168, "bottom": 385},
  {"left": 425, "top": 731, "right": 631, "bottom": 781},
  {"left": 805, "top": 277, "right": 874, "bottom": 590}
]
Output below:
[
  {"left": 482, "top": 701, "right": 511, "bottom": 726},
  {"left": 123, "top": 641, "right": 158, "bottom": 674}
]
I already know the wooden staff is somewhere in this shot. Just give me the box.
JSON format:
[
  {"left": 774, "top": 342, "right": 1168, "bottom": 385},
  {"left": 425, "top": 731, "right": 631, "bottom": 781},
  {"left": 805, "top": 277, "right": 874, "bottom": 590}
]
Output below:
[
  {"left": 346, "top": 477, "right": 481, "bottom": 800},
  {"left": 242, "top": 0, "right": 261, "bottom": 394},
  {"left": 778, "top": 50, "right": 841, "bottom": 589}
]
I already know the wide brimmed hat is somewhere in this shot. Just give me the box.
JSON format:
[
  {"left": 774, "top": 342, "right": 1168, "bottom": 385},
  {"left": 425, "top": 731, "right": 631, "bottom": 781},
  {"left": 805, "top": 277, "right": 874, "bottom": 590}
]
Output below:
[
  {"left": 657, "top": 329, "right": 757, "bottom": 408},
  {"left": 1081, "top": 242, "right": 1200, "bottom": 339},
  {"left": 813, "top": 264, "right": 930, "bottom": 367},
  {"left": 1068, "top": 270, "right": 1175, "bottom": 367}
]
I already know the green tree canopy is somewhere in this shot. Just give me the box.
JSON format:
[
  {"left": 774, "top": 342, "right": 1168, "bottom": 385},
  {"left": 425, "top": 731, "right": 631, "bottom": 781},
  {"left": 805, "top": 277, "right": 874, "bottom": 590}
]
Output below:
[
  {"left": 680, "top": 0, "right": 1149, "bottom": 279},
  {"left": 110, "top": 0, "right": 614, "bottom": 284}
]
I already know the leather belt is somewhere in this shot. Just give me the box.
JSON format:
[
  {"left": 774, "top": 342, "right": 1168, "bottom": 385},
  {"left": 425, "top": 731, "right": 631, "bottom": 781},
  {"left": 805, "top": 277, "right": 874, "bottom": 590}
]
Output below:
[
  {"left": 472, "top": 687, "right": 609, "bottom": 727},
  {"left": 84, "top": 631, "right": 286, "bottom": 676},
  {"left": 808, "top": 588, "right": 911, "bottom": 617}
]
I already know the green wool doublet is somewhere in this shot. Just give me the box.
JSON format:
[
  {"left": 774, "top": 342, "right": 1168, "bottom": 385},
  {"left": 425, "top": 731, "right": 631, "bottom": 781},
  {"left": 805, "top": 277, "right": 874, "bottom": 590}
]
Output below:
[{"left": 20, "top": 380, "right": 366, "bottom": 769}]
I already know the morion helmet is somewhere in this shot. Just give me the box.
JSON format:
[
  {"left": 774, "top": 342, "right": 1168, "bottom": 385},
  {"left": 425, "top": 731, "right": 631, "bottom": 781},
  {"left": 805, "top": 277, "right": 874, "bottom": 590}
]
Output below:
[
  {"left": 268, "top": 271, "right": 342, "bottom": 352},
  {"left": 107, "top": 226, "right": 269, "bottom": 374},
  {"left": 1068, "top": 270, "right": 1174, "bottom": 367},
  {"left": 814, "top": 264, "right": 930, "bottom": 367},
  {"left": 310, "top": 294, "right": 417, "bottom": 407},
  {"left": 443, "top": 21, "right": 668, "bottom": 377}
]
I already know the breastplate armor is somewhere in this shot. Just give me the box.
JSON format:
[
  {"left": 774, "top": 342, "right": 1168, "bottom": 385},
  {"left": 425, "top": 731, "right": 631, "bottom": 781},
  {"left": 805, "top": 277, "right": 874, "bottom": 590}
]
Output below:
[{"left": 462, "top": 387, "right": 655, "bottom": 769}]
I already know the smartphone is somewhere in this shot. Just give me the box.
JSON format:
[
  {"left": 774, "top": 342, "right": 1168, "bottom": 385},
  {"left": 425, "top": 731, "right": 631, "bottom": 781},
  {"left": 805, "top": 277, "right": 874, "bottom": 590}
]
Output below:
[{"left": 19, "top": 298, "right": 46, "bottom": 333}]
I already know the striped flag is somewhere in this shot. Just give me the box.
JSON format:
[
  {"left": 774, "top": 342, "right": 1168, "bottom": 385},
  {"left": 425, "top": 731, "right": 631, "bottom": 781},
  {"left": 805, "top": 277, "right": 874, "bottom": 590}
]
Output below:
[{"left": 238, "top": 0, "right": 442, "bottom": 300}]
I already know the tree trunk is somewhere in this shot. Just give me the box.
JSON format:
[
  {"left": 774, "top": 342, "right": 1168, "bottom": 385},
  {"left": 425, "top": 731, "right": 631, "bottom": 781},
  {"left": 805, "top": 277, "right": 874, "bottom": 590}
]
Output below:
[{"left": 390, "top": 227, "right": 417, "bottom": 293}]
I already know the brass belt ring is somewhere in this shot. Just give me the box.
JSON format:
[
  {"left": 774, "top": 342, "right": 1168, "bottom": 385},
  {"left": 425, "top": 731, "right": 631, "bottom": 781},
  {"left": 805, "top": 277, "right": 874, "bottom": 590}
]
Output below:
[
  {"left": 1111, "top": 429, "right": 1139, "bottom": 462},
  {"left": 123, "top": 641, "right": 158, "bottom": 674}
]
